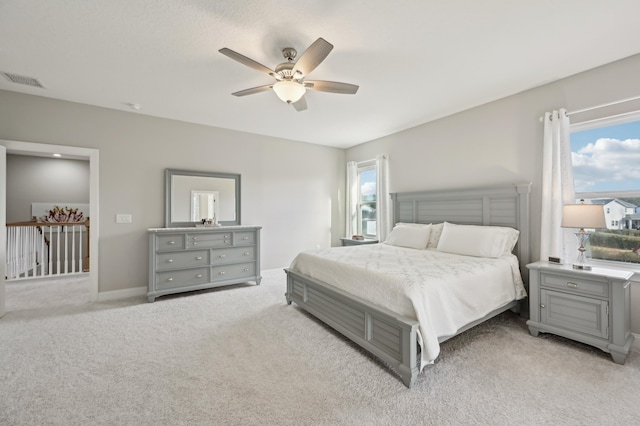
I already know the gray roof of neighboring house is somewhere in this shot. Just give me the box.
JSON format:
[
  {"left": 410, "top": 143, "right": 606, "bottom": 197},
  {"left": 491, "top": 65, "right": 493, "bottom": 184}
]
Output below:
[{"left": 589, "top": 198, "right": 637, "bottom": 209}]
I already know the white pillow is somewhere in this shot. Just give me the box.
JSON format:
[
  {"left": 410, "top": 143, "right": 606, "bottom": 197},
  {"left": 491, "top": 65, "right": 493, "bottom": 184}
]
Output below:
[
  {"left": 395, "top": 222, "right": 431, "bottom": 228},
  {"left": 436, "top": 222, "right": 519, "bottom": 258},
  {"left": 384, "top": 224, "right": 432, "bottom": 249}
]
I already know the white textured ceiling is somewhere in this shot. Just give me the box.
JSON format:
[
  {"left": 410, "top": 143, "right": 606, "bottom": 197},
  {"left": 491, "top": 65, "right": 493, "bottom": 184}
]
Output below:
[{"left": 2, "top": 1, "right": 640, "bottom": 148}]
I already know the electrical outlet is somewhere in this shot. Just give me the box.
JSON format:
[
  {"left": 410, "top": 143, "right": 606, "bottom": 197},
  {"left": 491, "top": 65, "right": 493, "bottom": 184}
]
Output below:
[{"left": 116, "top": 214, "right": 132, "bottom": 224}]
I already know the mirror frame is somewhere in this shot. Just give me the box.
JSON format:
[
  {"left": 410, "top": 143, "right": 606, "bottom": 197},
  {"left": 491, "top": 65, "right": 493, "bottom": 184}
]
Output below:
[{"left": 165, "top": 168, "right": 241, "bottom": 227}]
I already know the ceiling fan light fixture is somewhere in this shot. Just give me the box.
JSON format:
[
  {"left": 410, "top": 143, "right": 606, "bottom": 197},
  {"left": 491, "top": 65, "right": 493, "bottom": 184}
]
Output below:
[{"left": 272, "top": 80, "right": 306, "bottom": 104}]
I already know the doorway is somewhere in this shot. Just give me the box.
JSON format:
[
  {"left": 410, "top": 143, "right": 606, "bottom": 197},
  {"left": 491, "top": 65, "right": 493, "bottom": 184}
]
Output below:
[{"left": 0, "top": 139, "right": 99, "bottom": 314}]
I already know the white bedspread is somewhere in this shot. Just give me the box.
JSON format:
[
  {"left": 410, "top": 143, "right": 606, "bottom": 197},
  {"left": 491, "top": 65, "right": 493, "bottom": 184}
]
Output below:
[{"left": 289, "top": 244, "right": 526, "bottom": 368}]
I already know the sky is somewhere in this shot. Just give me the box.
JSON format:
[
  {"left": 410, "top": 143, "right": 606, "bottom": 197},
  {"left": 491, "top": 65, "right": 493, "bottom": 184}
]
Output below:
[{"left": 571, "top": 119, "right": 640, "bottom": 193}]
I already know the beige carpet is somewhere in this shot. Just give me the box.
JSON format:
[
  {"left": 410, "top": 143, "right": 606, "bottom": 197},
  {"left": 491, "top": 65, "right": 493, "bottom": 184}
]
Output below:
[{"left": 1, "top": 269, "right": 639, "bottom": 425}]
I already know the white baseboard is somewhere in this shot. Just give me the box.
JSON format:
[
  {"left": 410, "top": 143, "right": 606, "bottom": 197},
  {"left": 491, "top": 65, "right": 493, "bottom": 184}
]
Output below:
[
  {"left": 634, "top": 333, "right": 640, "bottom": 349},
  {"left": 97, "top": 286, "right": 146, "bottom": 302}
]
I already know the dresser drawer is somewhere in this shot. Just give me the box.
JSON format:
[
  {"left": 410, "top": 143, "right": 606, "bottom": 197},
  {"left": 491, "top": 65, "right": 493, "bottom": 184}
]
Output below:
[
  {"left": 156, "top": 234, "right": 185, "bottom": 251},
  {"left": 156, "top": 268, "right": 210, "bottom": 290},
  {"left": 156, "top": 250, "right": 209, "bottom": 271},
  {"left": 212, "top": 262, "right": 256, "bottom": 282},
  {"left": 234, "top": 231, "right": 256, "bottom": 246},
  {"left": 186, "top": 232, "right": 231, "bottom": 249},
  {"left": 211, "top": 246, "right": 256, "bottom": 265},
  {"left": 540, "top": 272, "right": 609, "bottom": 298},
  {"left": 540, "top": 289, "right": 608, "bottom": 339}
]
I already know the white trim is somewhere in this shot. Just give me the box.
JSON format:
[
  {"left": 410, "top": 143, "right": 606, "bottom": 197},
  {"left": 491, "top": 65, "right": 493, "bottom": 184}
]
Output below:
[
  {"left": 0, "top": 139, "right": 100, "bottom": 302},
  {"left": 634, "top": 333, "right": 640, "bottom": 349},
  {"left": 97, "top": 286, "right": 146, "bottom": 302},
  {"left": 570, "top": 109, "right": 640, "bottom": 132}
]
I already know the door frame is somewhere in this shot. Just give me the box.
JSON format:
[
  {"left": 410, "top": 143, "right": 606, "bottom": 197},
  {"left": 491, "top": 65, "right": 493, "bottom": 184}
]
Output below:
[{"left": 0, "top": 139, "right": 99, "bottom": 303}]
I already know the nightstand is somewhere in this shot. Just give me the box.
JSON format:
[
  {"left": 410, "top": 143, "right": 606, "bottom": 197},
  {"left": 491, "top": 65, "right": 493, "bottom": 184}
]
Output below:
[
  {"left": 340, "top": 237, "right": 379, "bottom": 246},
  {"left": 526, "top": 261, "right": 634, "bottom": 364}
]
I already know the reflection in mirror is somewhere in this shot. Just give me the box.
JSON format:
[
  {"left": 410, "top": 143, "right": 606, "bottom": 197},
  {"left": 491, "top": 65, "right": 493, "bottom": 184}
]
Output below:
[
  {"left": 165, "top": 169, "right": 241, "bottom": 227},
  {"left": 191, "top": 190, "right": 218, "bottom": 222}
]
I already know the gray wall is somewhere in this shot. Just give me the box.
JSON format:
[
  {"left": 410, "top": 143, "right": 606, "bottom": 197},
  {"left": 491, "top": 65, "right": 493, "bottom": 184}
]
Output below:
[
  {"left": 0, "top": 91, "right": 345, "bottom": 293},
  {"left": 6, "top": 155, "right": 90, "bottom": 223},
  {"left": 346, "top": 53, "right": 640, "bottom": 334}
]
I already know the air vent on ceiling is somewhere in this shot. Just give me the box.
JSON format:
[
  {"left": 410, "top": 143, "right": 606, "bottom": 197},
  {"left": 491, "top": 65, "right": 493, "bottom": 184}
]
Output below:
[{"left": 2, "top": 71, "right": 45, "bottom": 88}]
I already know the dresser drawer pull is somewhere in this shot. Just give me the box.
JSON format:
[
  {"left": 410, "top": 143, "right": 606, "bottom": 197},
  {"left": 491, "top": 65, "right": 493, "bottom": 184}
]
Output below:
[
  {"left": 243, "top": 268, "right": 249, "bottom": 272},
  {"left": 193, "top": 237, "right": 198, "bottom": 240},
  {"left": 166, "top": 259, "right": 174, "bottom": 263},
  {"left": 196, "top": 274, "right": 203, "bottom": 278},
  {"left": 167, "top": 278, "right": 174, "bottom": 282},
  {"left": 195, "top": 256, "right": 203, "bottom": 260},
  {"left": 566, "top": 282, "right": 579, "bottom": 288},
  {"left": 219, "top": 271, "right": 226, "bottom": 275},
  {"left": 244, "top": 252, "right": 250, "bottom": 256},
  {"left": 540, "top": 304, "right": 545, "bottom": 308},
  {"left": 242, "top": 236, "right": 249, "bottom": 240},
  {"left": 193, "top": 242, "right": 198, "bottom": 245},
  {"left": 219, "top": 254, "right": 226, "bottom": 258},
  {"left": 168, "top": 241, "right": 175, "bottom": 245}
]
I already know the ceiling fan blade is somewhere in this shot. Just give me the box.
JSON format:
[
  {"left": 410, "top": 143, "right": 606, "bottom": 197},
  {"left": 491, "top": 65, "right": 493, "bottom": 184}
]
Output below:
[
  {"left": 291, "top": 38, "right": 333, "bottom": 77},
  {"left": 292, "top": 96, "right": 308, "bottom": 112},
  {"left": 219, "top": 48, "right": 277, "bottom": 78},
  {"left": 305, "top": 80, "right": 359, "bottom": 94},
  {"left": 231, "top": 85, "right": 273, "bottom": 97}
]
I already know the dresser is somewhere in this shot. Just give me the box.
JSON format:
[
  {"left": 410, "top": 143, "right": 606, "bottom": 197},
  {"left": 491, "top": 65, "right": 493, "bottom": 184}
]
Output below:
[
  {"left": 526, "top": 261, "right": 634, "bottom": 364},
  {"left": 148, "top": 226, "right": 261, "bottom": 302}
]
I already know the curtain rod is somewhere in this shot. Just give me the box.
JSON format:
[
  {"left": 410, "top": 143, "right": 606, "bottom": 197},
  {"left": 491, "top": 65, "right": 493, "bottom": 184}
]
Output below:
[{"left": 539, "top": 94, "right": 640, "bottom": 122}]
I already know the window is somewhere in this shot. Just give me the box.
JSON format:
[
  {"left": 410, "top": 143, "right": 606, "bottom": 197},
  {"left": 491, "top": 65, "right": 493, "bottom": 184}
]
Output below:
[
  {"left": 570, "top": 116, "right": 640, "bottom": 265},
  {"left": 357, "top": 163, "right": 377, "bottom": 237}
]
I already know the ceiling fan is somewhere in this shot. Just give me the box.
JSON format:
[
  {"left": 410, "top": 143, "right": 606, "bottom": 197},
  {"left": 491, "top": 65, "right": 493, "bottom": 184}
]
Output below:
[{"left": 219, "top": 38, "right": 358, "bottom": 111}]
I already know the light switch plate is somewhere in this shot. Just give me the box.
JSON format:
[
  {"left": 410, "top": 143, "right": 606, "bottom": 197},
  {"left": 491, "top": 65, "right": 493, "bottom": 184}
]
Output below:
[{"left": 116, "top": 214, "right": 132, "bottom": 223}]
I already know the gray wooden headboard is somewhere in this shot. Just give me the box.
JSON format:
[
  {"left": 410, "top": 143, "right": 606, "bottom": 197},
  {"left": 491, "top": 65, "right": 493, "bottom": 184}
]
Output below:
[{"left": 390, "top": 183, "right": 532, "bottom": 272}]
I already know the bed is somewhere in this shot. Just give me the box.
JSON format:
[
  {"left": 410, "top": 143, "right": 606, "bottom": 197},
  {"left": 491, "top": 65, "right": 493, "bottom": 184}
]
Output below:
[{"left": 284, "top": 183, "right": 532, "bottom": 388}]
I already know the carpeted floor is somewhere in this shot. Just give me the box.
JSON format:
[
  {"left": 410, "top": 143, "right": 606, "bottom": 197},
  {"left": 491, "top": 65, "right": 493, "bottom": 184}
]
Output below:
[{"left": 1, "top": 269, "right": 639, "bottom": 425}]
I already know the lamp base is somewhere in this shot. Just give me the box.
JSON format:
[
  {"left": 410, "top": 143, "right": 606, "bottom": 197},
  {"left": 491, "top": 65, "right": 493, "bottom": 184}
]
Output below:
[{"left": 572, "top": 264, "right": 592, "bottom": 271}]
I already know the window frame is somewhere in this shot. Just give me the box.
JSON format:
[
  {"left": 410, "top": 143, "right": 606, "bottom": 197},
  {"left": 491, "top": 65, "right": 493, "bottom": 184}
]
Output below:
[
  {"left": 356, "top": 161, "right": 377, "bottom": 238},
  {"left": 569, "top": 110, "right": 640, "bottom": 275}
]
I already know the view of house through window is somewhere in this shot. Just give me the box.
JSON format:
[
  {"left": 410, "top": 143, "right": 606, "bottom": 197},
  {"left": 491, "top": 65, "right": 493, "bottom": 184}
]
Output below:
[
  {"left": 570, "top": 117, "right": 640, "bottom": 264},
  {"left": 358, "top": 165, "right": 377, "bottom": 237}
]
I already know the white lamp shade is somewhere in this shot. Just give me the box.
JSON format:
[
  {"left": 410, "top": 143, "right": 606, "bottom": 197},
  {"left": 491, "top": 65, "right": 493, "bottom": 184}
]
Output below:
[
  {"left": 272, "top": 80, "right": 306, "bottom": 103},
  {"left": 561, "top": 204, "right": 606, "bottom": 229}
]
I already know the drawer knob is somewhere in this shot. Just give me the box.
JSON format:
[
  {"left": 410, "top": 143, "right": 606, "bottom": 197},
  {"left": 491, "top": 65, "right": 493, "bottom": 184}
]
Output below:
[
  {"left": 168, "top": 241, "right": 175, "bottom": 245},
  {"left": 219, "top": 254, "right": 226, "bottom": 258},
  {"left": 196, "top": 274, "right": 203, "bottom": 278},
  {"left": 242, "top": 236, "right": 249, "bottom": 240},
  {"left": 219, "top": 271, "right": 226, "bottom": 275},
  {"left": 540, "top": 304, "right": 545, "bottom": 308},
  {"left": 193, "top": 237, "right": 198, "bottom": 240},
  {"left": 167, "top": 278, "right": 174, "bottom": 282},
  {"left": 244, "top": 252, "right": 249, "bottom": 256},
  {"left": 566, "top": 282, "right": 579, "bottom": 288},
  {"left": 243, "top": 268, "right": 249, "bottom": 272},
  {"left": 193, "top": 242, "right": 198, "bottom": 245},
  {"left": 166, "top": 259, "right": 174, "bottom": 263},
  {"left": 195, "top": 256, "right": 203, "bottom": 260}
]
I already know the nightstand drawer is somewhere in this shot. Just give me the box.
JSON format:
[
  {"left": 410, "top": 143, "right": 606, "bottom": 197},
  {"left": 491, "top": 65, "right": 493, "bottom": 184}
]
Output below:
[
  {"left": 541, "top": 289, "right": 608, "bottom": 339},
  {"left": 541, "top": 272, "right": 609, "bottom": 298}
]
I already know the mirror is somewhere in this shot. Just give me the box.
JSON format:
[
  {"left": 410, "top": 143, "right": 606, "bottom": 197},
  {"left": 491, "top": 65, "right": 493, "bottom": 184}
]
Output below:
[{"left": 165, "top": 169, "right": 241, "bottom": 227}]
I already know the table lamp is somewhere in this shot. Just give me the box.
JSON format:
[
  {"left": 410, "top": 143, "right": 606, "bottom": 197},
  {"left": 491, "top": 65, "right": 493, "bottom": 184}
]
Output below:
[{"left": 561, "top": 200, "right": 606, "bottom": 270}]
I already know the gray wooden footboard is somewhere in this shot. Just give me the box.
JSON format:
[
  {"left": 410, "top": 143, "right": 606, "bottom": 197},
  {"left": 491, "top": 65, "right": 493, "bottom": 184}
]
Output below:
[{"left": 285, "top": 268, "right": 420, "bottom": 388}]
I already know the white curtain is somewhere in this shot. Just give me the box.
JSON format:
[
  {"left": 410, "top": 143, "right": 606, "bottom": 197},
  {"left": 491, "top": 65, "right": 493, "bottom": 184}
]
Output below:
[
  {"left": 540, "top": 109, "right": 576, "bottom": 263},
  {"left": 375, "top": 154, "right": 391, "bottom": 241},
  {"left": 345, "top": 161, "right": 358, "bottom": 237}
]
